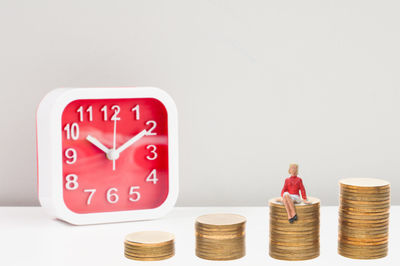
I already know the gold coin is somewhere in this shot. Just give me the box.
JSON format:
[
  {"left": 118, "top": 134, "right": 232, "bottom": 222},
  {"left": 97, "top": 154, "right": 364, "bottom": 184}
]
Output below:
[
  {"left": 124, "top": 245, "right": 174, "bottom": 254},
  {"left": 195, "top": 213, "right": 246, "bottom": 261},
  {"left": 124, "top": 252, "right": 174, "bottom": 261},
  {"left": 123, "top": 231, "right": 175, "bottom": 261},
  {"left": 338, "top": 178, "right": 390, "bottom": 259},
  {"left": 125, "top": 231, "right": 174, "bottom": 244},
  {"left": 269, "top": 197, "right": 320, "bottom": 261},
  {"left": 339, "top": 178, "right": 390, "bottom": 187}
]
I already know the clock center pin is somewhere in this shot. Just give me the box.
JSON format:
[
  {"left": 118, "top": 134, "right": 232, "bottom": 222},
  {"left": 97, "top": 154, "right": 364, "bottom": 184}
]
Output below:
[{"left": 107, "top": 149, "right": 120, "bottom": 160}]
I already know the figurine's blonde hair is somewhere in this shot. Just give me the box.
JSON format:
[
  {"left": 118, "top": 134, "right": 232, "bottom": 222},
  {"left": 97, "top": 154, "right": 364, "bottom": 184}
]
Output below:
[{"left": 288, "top": 163, "right": 299, "bottom": 176}]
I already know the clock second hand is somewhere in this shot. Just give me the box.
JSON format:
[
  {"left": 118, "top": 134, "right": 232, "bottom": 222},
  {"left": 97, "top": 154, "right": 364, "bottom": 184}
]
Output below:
[
  {"left": 112, "top": 118, "right": 117, "bottom": 171},
  {"left": 105, "top": 118, "right": 120, "bottom": 171}
]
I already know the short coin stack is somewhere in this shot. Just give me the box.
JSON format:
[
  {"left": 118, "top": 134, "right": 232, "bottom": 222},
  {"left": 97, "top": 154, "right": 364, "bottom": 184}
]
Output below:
[
  {"left": 269, "top": 197, "right": 320, "bottom": 261},
  {"left": 195, "top": 213, "right": 246, "bottom": 260},
  {"left": 124, "top": 231, "right": 175, "bottom": 261},
  {"left": 338, "top": 178, "right": 390, "bottom": 259}
]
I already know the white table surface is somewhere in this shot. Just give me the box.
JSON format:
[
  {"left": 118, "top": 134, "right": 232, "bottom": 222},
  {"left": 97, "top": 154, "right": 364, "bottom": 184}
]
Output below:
[{"left": 0, "top": 206, "right": 398, "bottom": 266}]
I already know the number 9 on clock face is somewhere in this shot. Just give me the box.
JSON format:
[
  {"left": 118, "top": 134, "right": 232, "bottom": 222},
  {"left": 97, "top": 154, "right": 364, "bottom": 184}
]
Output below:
[{"left": 36, "top": 88, "right": 179, "bottom": 225}]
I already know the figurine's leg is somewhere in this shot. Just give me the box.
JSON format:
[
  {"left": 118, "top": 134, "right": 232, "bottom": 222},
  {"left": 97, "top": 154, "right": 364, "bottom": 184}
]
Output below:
[
  {"left": 283, "top": 194, "right": 296, "bottom": 219},
  {"left": 287, "top": 197, "right": 296, "bottom": 218},
  {"left": 287, "top": 194, "right": 297, "bottom": 218},
  {"left": 282, "top": 194, "right": 291, "bottom": 219}
]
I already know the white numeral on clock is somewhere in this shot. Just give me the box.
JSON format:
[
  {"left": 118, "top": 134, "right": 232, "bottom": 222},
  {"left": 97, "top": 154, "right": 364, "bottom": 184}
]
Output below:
[
  {"left": 101, "top": 105, "right": 108, "bottom": 121},
  {"left": 146, "top": 145, "right": 157, "bottom": 160},
  {"left": 129, "top": 186, "right": 141, "bottom": 202},
  {"left": 101, "top": 105, "right": 121, "bottom": 121},
  {"left": 146, "top": 120, "right": 157, "bottom": 135},
  {"left": 77, "top": 106, "right": 84, "bottom": 121},
  {"left": 65, "top": 174, "right": 78, "bottom": 190},
  {"left": 84, "top": 189, "right": 96, "bottom": 205},
  {"left": 146, "top": 169, "right": 158, "bottom": 184},
  {"left": 106, "top": 188, "right": 119, "bottom": 203},
  {"left": 131, "top": 105, "right": 140, "bottom": 120},
  {"left": 65, "top": 148, "right": 77, "bottom": 164},
  {"left": 77, "top": 106, "right": 93, "bottom": 122},
  {"left": 86, "top": 106, "right": 93, "bottom": 121},
  {"left": 64, "top": 123, "right": 79, "bottom": 140},
  {"left": 111, "top": 105, "right": 121, "bottom": 121}
]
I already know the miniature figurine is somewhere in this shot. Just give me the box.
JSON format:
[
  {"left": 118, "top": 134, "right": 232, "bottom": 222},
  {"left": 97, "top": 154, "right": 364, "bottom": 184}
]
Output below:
[{"left": 279, "top": 164, "right": 311, "bottom": 223}]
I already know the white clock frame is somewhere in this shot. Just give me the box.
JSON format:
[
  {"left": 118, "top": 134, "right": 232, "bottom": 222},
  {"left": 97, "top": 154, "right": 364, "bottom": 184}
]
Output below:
[{"left": 36, "top": 87, "right": 179, "bottom": 225}]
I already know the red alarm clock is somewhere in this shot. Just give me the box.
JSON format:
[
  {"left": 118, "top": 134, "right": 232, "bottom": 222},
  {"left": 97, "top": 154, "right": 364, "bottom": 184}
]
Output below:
[{"left": 36, "top": 87, "right": 178, "bottom": 225}]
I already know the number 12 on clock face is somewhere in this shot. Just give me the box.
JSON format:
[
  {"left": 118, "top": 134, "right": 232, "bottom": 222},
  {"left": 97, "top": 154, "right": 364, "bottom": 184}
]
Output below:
[{"left": 37, "top": 88, "right": 178, "bottom": 225}]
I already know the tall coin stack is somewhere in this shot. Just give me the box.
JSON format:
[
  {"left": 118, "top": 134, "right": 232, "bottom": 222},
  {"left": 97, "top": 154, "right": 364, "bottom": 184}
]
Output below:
[
  {"left": 195, "top": 213, "right": 246, "bottom": 260},
  {"left": 124, "top": 231, "right": 175, "bottom": 261},
  {"left": 269, "top": 197, "right": 320, "bottom": 261},
  {"left": 338, "top": 178, "right": 390, "bottom": 259}
]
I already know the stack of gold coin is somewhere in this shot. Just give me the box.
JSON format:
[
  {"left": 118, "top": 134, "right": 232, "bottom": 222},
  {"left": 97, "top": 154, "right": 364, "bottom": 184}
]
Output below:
[
  {"left": 195, "top": 213, "right": 246, "bottom": 260},
  {"left": 124, "top": 231, "right": 175, "bottom": 261},
  {"left": 338, "top": 178, "right": 390, "bottom": 259},
  {"left": 269, "top": 197, "right": 320, "bottom": 261}
]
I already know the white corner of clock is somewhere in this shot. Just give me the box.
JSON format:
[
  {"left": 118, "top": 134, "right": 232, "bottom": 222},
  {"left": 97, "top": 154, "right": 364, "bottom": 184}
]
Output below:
[
  {"left": 152, "top": 188, "right": 179, "bottom": 219},
  {"left": 37, "top": 88, "right": 68, "bottom": 113},
  {"left": 42, "top": 198, "right": 94, "bottom": 225},
  {"left": 144, "top": 87, "right": 178, "bottom": 111},
  {"left": 54, "top": 207, "right": 90, "bottom": 226},
  {"left": 38, "top": 195, "right": 54, "bottom": 216},
  {"left": 38, "top": 194, "right": 76, "bottom": 224}
]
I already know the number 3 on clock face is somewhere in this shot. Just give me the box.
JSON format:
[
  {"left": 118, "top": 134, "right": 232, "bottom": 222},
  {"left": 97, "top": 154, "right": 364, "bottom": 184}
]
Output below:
[{"left": 36, "top": 88, "right": 179, "bottom": 225}]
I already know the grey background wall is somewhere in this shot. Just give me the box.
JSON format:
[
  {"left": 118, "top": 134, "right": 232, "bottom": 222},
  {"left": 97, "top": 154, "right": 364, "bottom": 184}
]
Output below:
[{"left": 1, "top": 0, "right": 399, "bottom": 206}]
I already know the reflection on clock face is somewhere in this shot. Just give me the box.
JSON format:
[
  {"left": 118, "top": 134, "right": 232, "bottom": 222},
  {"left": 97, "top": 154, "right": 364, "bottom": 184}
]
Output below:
[{"left": 61, "top": 98, "right": 169, "bottom": 214}]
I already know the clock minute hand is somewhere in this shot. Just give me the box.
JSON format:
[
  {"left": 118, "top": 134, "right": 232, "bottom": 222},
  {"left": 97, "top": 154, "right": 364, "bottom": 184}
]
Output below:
[
  {"left": 86, "top": 135, "right": 111, "bottom": 154},
  {"left": 116, "top": 129, "right": 147, "bottom": 154}
]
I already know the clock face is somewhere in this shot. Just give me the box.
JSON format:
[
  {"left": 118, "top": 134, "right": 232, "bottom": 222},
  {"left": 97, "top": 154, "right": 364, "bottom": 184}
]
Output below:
[{"left": 61, "top": 98, "right": 169, "bottom": 214}]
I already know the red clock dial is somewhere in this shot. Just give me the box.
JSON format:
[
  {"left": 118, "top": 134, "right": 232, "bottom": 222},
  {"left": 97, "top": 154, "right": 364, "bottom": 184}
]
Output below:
[{"left": 61, "top": 98, "right": 169, "bottom": 214}]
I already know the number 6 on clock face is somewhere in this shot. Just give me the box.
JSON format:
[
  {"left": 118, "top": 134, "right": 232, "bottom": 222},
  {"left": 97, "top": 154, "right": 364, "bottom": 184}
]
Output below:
[{"left": 36, "top": 87, "right": 179, "bottom": 225}]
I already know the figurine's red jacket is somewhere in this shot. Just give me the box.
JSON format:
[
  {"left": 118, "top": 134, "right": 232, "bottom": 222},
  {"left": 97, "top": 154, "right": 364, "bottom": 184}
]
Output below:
[{"left": 281, "top": 176, "right": 307, "bottom": 200}]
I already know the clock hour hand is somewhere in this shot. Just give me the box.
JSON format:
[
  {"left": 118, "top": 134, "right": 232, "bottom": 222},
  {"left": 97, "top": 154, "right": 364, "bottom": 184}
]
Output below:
[
  {"left": 86, "top": 135, "right": 111, "bottom": 154},
  {"left": 115, "top": 129, "right": 147, "bottom": 154}
]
